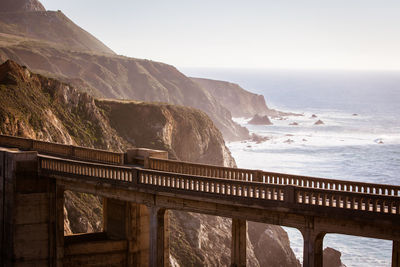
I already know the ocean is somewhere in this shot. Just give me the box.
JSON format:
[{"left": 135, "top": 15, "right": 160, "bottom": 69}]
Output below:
[{"left": 182, "top": 68, "right": 400, "bottom": 266}]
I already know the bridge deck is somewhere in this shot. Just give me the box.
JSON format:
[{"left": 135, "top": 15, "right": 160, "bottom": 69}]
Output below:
[
  {"left": 2, "top": 134, "right": 400, "bottom": 267},
  {"left": 38, "top": 154, "right": 400, "bottom": 241}
]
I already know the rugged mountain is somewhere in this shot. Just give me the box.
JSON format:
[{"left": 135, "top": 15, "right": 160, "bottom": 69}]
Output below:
[
  {"left": 0, "top": 38, "right": 248, "bottom": 140},
  {"left": 192, "top": 77, "right": 283, "bottom": 118},
  {"left": 0, "top": 0, "right": 45, "bottom": 12},
  {"left": 0, "top": 60, "right": 300, "bottom": 266},
  {"left": 0, "top": 10, "right": 115, "bottom": 55},
  {"left": 0, "top": 2, "right": 248, "bottom": 141}
]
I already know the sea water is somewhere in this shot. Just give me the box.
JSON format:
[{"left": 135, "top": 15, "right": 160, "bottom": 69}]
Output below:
[{"left": 182, "top": 68, "right": 400, "bottom": 266}]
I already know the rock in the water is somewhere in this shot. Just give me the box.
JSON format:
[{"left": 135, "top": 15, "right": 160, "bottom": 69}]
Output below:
[
  {"left": 251, "top": 133, "right": 269, "bottom": 144},
  {"left": 289, "top": 122, "right": 299, "bottom": 126},
  {"left": 323, "top": 247, "right": 346, "bottom": 267},
  {"left": 311, "top": 114, "right": 318, "bottom": 118},
  {"left": 314, "top": 119, "right": 325, "bottom": 125},
  {"left": 248, "top": 114, "right": 273, "bottom": 125},
  {"left": 248, "top": 222, "right": 301, "bottom": 267},
  {"left": 352, "top": 113, "right": 358, "bottom": 116}
]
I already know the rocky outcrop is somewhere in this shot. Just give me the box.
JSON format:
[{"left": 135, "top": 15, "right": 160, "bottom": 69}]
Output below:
[
  {"left": 96, "top": 99, "right": 236, "bottom": 167},
  {"left": 0, "top": 13, "right": 248, "bottom": 141},
  {"left": 315, "top": 119, "right": 325, "bottom": 125},
  {"left": 248, "top": 114, "right": 273, "bottom": 125},
  {"left": 0, "top": 60, "right": 125, "bottom": 149},
  {"left": 64, "top": 191, "right": 103, "bottom": 234},
  {"left": 248, "top": 222, "right": 300, "bottom": 267},
  {"left": 0, "top": 0, "right": 45, "bottom": 12},
  {"left": 192, "top": 77, "right": 296, "bottom": 119},
  {"left": 0, "top": 60, "right": 299, "bottom": 267},
  {"left": 323, "top": 247, "right": 347, "bottom": 267},
  {"left": 192, "top": 77, "right": 273, "bottom": 118}
]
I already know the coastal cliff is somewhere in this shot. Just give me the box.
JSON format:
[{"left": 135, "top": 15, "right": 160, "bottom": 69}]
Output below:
[
  {"left": 0, "top": 10, "right": 248, "bottom": 141},
  {"left": 192, "top": 77, "right": 287, "bottom": 118},
  {"left": 0, "top": 60, "right": 300, "bottom": 266}
]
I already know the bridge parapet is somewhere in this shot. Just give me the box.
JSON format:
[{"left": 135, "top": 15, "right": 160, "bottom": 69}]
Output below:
[
  {"left": 0, "top": 134, "right": 124, "bottom": 165},
  {"left": 2, "top": 137, "right": 400, "bottom": 267},
  {"left": 148, "top": 157, "right": 400, "bottom": 197},
  {"left": 39, "top": 155, "right": 400, "bottom": 216}
]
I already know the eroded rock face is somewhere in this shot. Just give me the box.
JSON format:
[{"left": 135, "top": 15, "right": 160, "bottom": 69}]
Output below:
[
  {"left": 0, "top": 40, "right": 247, "bottom": 141},
  {"left": 192, "top": 77, "right": 273, "bottom": 118},
  {"left": 324, "top": 247, "right": 347, "bottom": 267},
  {"left": 0, "top": 61, "right": 299, "bottom": 267},
  {"left": 248, "top": 222, "right": 301, "bottom": 267},
  {"left": 96, "top": 99, "right": 236, "bottom": 167},
  {"left": 192, "top": 77, "right": 298, "bottom": 119},
  {"left": 0, "top": 0, "right": 45, "bottom": 12}
]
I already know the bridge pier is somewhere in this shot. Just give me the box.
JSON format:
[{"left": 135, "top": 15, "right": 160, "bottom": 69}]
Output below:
[
  {"left": 0, "top": 150, "right": 61, "bottom": 266},
  {"left": 148, "top": 206, "right": 168, "bottom": 267},
  {"left": 302, "top": 228, "right": 325, "bottom": 267},
  {"left": 393, "top": 240, "right": 400, "bottom": 267},
  {"left": 231, "top": 218, "right": 247, "bottom": 267}
]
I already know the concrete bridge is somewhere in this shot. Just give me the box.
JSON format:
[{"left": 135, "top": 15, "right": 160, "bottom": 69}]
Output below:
[{"left": 0, "top": 134, "right": 399, "bottom": 267}]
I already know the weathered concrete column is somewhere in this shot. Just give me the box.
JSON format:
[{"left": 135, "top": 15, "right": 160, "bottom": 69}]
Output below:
[
  {"left": 231, "top": 218, "right": 247, "bottom": 267},
  {"left": 148, "top": 206, "right": 167, "bottom": 267},
  {"left": 393, "top": 240, "right": 400, "bottom": 267},
  {"left": 1, "top": 149, "right": 61, "bottom": 266},
  {"left": 55, "top": 185, "right": 65, "bottom": 266},
  {"left": 128, "top": 203, "right": 151, "bottom": 266},
  {"left": 302, "top": 228, "right": 325, "bottom": 267}
]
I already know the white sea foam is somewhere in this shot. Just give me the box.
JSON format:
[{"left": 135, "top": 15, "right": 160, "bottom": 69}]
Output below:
[
  {"left": 185, "top": 67, "right": 400, "bottom": 267},
  {"left": 229, "top": 109, "right": 399, "bottom": 266}
]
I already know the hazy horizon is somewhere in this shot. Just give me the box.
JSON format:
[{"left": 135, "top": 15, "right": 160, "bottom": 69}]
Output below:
[{"left": 40, "top": 0, "right": 400, "bottom": 71}]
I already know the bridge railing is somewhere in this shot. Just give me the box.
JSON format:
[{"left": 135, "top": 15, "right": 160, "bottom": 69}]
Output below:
[
  {"left": 39, "top": 156, "right": 133, "bottom": 182},
  {"left": 148, "top": 157, "right": 400, "bottom": 197},
  {"left": 39, "top": 155, "right": 400, "bottom": 215},
  {"left": 0, "top": 134, "right": 124, "bottom": 165},
  {"left": 149, "top": 157, "right": 257, "bottom": 181},
  {"left": 295, "top": 187, "right": 400, "bottom": 214}
]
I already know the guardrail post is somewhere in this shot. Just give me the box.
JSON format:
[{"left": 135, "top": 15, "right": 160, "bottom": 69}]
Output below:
[
  {"left": 69, "top": 145, "right": 75, "bottom": 158},
  {"left": 252, "top": 171, "right": 259, "bottom": 182},
  {"left": 393, "top": 240, "right": 400, "bottom": 267},
  {"left": 231, "top": 218, "right": 247, "bottom": 267},
  {"left": 132, "top": 168, "right": 139, "bottom": 185},
  {"left": 284, "top": 185, "right": 295, "bottom": 204}
]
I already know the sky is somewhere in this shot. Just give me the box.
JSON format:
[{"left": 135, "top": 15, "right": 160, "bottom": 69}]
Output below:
[{"left": 40, "top": 0, "right": 400, "bottom": 71}]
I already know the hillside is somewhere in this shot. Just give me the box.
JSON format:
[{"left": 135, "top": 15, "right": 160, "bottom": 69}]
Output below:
[
  {"left": 192, "top": 77, "right": 292, "bottom": 118},
  {"left": 0, "top": 36, "right": 248, "bottom": 140},
  {"left": 0, "top": 0, "right": 250, "bottom": 141},
  {"left": 0, "top": 0, "right": 45, "bottom": 12},
  {"left": 0, "top": 60, "right": 301, "bottom": 266},
  {"left": 0, "top": 0, "right": 115, "bottom": 55}
]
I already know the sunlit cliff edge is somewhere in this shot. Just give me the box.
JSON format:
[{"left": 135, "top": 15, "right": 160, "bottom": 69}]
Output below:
[{"left": 0, "top": 60, "right": 302, "bottom": 266}]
